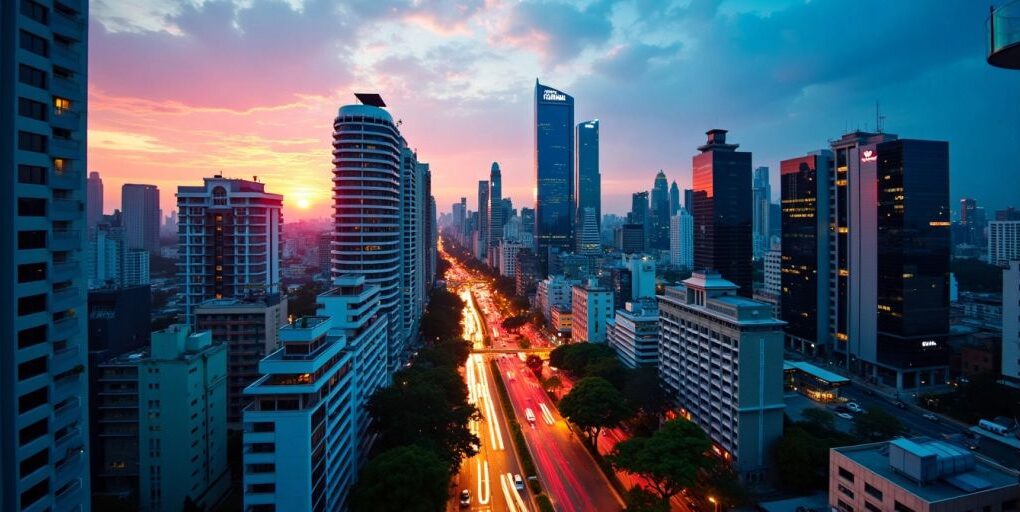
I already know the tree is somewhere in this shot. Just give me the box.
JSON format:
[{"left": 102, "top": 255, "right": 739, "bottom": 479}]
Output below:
[
  {"left": 622, "top": 367, "right": 670, "bottom": 435},
  {"left": 952, "top": 258, "right": 1003, "bottom": 293},
  {"left": 526, "top": 355, "right": 544, "bottom": 378},
  {"left": 549, "top": 343, "right": 617, "bottom": 377},
  {"left": 622, "top": 487, "right": 669, "bottom": 512},
  {"left": 559, "top": 377, "right": 632, "bottom": 450},
  {"left": 773, "top": 426, "right": 829, "bottom": 492},
  {"left": 350, "top": 445, "right": 450, "bottom": 512},
  {"left": 608, "top": 419, "right": 713, "bottom": 502},
  {"left": 287, "top": 282, "right": 326, "bottom": 318},
  {"left": 585, "top": 357, "right": 628, "bottom": 389},
  {"left": 799, "top": 408, "right": 837, "bottom": 434},
  {"left": 853, "top": 408, "right": 905, "bottom": 441},
  {"left": 543, "top": 375, "right": 563, "bottom": 398},
  {"left": 502, "top": 315, "right": 528, "bottom": 333}
]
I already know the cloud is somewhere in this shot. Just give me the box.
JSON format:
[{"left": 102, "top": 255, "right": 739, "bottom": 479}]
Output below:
[
  {"left": 500, "top": 0, "right": 615, "bottom": 63},
  {"left": 592, "top": 42, "right": 682, "bottom": 79},
  {"left": 89, "top": 130, "right": 181, "bottom": 153}
]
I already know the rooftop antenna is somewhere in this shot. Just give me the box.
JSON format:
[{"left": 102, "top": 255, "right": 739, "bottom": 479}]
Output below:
[{"left": 875, "top": 101, "right": 886, "bottom": 133}]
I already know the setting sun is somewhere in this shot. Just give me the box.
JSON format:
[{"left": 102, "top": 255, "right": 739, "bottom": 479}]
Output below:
[{"left": 296, "top": 197, "right": 311, "bottom": 210}]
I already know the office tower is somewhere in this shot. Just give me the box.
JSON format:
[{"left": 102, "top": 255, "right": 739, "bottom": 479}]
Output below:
[
  {"left": 615, "top": 224, "right": 645, "bottom": 254},
  {"left": 960, "top": 198, "right": 978, "bottom": 245},
  {"left": 122, "top": 248, "right": 149, "bottom": 286},
  {"left": 94, "top": 325, "right": 229, "bottom": 511},
  {"left": 829, "top": 133, "right": 951, "bottom": 390},
  {"left": 829, "top": 439, "right": 1020, "bottom": 512},
  {"left": 87, "top": 171, "right": 103, "bottom": 232},
  {"left": 534, "top": 81, "right": 575, "bottom": 273},
  {"left": 669, "top": 181, "right": 680, "bottom": 216},
  {"left": 571, "top": 278, "right": 614, "bottom": 343},
  {"left": 759, "top": 244, "right": 782, "bottom": 317},
  {"left": 669, "top": 210, "right": 694, "bottom": 269},
  {"left": 452, "top": 201, "right": 466, "bottom": 242},
  {"left": 752, "top": 166, "right": 771, "bottom": 260},
  {"left": 514, "top": 249, "right": 541, "bottom": 297},
  {"left": 161, "top": 210, "right": 178, "bottom": 238},
  {"left": 498, "top": 241, "right": 527, "bottom": 278},
  {"left": 997, "top": 207, "right": 1020, "bottom": 221},
  {"left": 576, "top": 120, "right": 600, "bottom": 228},
  {"left": 988, "top": 221, "right": 1020, "bottom": 266},
  {"left": 657, "top": 272, "right": 785, "bottom": 482},
  {"left": 1003, "top": 261, "right": 1020, "bottom": 384},
  {"left": 89, "top": 221, "right": 123, "bottom": 287},
  {"left": 692, "top": 129, "right": 753, "bottom": 297},
  {"left": 242, "top": 316, "right": 359, "bottom": 512},
  {"left": 122, "top": 183, "right": 161, "bottom": 254},
  {"left": 575, "top": 207, "right": 601, "bottom": 255},
  {"left": 317, "top": 231, "right": 332, "bottom": 275},
  {"left": 628, "top": 191, "right": 650, "bottom": 250},
  {"left": 3, "top": 1, "right": 92, "bottom": 508},
  {"left": 194, "top": 296, "right": 287, "bottom": 427},
  {"left": 489, "top": 162, "right": 504, "bottom": 249},
  {"left": 477, "top": 180, "right": 489, "bottom": 260},
  {"left": 177, "top": 176, "right": 283, "bottom": 323},
  {"left": 399, "top": 147, "right": 426, "bottom": 364},
  {"left": 608, "top": 299, "right": 659, "bottom": 368},
  {"left": 780, "top": 151, "right": 832, "bottom": 356},
  {"left": 503, "top": 214, "right": 522, "bottom": 243},
  {"left": 650, "top": 170, "right": 670, "bottom": 250},
  {"left": 624, "top": 253, "right": 656, "bottom": 300},
  {"left": 520, "top": 207, "right": 535, "bottom": 238},
  {"left": 684, "top": 188, "right": 694, "bottom": 213}
]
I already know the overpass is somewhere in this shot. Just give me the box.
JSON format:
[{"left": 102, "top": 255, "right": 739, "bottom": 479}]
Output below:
[{"left": 470, "top": 347, "right": 552, "bottom": 356}]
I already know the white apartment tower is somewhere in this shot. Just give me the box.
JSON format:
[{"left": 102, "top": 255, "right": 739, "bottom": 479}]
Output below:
[
  {"left": 176, "top": 176, "right": 283, "bottom": 323},
  {"left": 571, "top": 278, "right": 614, "bottom": 343},
  {"left": 669, "top": 210, "right": 694, "bottom": 269},
  {"left": 988, "top": 221, "right": 1020, "bottom": 266},
  {"left": 3, "top": 0, "right": 92, "bottom": 509}
]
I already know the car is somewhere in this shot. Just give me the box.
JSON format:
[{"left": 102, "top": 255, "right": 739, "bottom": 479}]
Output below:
[
  {"left": 846, "top": 402, "right": 863, "bottom": 413},
  {"left": 923, "top": 413, "right": 939, "bottom": 422},
  {"left": 894, "top": 401, "right": 908, "bottom": 409},
  {"left": 836, "top": 412, "right": 854, "bottom": 420},
  {"left": 459, "top": 489, "right": 471, "bottom": 507},
  {"left": 513, "top": 474, "right": 525, "bottom": 491}
]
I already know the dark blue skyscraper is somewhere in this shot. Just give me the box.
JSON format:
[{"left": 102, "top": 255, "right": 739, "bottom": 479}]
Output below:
[
  {"left": 576, "top": 120, "right": 600, "bottom": 229},
  {"left": 535, "top": 80, "right": 574, "bottom": 273}
]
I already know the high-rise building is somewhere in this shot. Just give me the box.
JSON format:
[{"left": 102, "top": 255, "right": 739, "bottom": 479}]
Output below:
[
  {"left": 571, "top": 278, "right": 614, "bottom": 343},
  {"left": 684, "top": 188, "right": 694, "bottom": 214},
  {"left": 514, "top": 249, "right": 541, "bottom": 297},
  {"left": 628, "top": 191, "right": 650, "bottom": 251},
  {"left": 399, "top": 147, "right": 427, "bottom": 365},
  {"left": 122, "top": 248, "right": 149, "bottom": 287},
  {"left": 996, "top": 207, "right": 1020, "bottom": 221},
  {"left": 575, "top": 207, "right": 601, "bottom": 255},
  {"left": 194, "top": 296, "right": 287, "bottom": 427},
  {"left": 576, "top": 120, "right": 600, "bottom": 228},
  {"left": 669, "top": 210, "right": 694, "bottom": 269},
  {"left": 1003, "top": 261, "right": 1020, "bottom": 385},
  {"left": 614, "top": 224, "right": 646, "bottom": 254},
  {"left": 242, "top": 315, "right": 360, "bottom": 512},
  {"left": 122, "top": 183, "right": 161, "bottom": 254},
  {"left": 657, "top": 272, "right": 785, "bottom": 482},
  {"left": 317, "top": 231, "right": 332, "bottom": 276},
  {"left": 3, "top": 2, "right": 92, "bottom": 508},
  {"left": 650, "top": 170, "right": 670, "bottom": 250},
  {"left": 780, "top": 151, "right": 832, "bottom": 356},
  {"left": 607, "top": 299, "right": 659, "bottom": 368},
  {"left": 489, "top": 162, "right": 505, "bottom": 250},
  {"left": 759, "top": 244, "right": 782, "bottom": 317},
  {"left": 988, "top": 221, "right": 1020, "bottom": 266},
  {"left": 692, "top": 129, "right": 753, "bottom": 296},
  {"left": 752, "top": 166, "right": 771, "bottom": 260},
  {"left": 177, "top": 176, "right": 283, "bottom": 323},
  {"left": 829, "top": 133, "right": 951, "bottom": 390},
  {"left": 94, "top": 325, "right": 229, "bottom": 511},
  {"left": 959, "top": 198, "right": 978, "bottom": 245},
  {"left": 520, "top": 207, "right": 535, "bottom": 239},
  {"left": 534, "top": 81, "right": 575, "bottom": 273},
  {"left": 87, "top": 171, "right": 103, "bottom": 232},
  {"left": 477, "top": 180, "right": 489, "bottom": 260},
  {"left": 669, "top": 181, "right": 681, "bottom": 216},
  {"left": 498, "top": 241, "right": 527, "bottom": 278}
]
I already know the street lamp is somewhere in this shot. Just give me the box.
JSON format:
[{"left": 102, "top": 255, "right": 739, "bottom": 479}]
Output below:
[{"left": 708, "top": 496, "right": 719, "bottom": 512}]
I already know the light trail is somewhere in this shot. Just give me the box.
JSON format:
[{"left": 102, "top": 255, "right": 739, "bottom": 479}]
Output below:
[
  {"left": 476, "top": 459, "right": 491, "bottom": 506},
  {"left": 539, "top": 403, "right": 555, "bottom": 426}
]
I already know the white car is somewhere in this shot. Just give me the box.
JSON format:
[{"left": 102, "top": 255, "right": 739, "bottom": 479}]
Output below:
[
  {"left": 846, "top": 402, "right": 863, "bottom": 413},
  {"left": 836, "top": 412, "right": 854, "bottom": 420},
  {"left": 513, "top": 474, "right": 525, "bottom": 491},
  {"left": 923, "top": 413, "right": 939, "bottom": 422}
]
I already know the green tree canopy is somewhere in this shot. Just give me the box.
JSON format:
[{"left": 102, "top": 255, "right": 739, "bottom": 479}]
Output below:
[
  {"left": 559, "top": 376, "right": 632, "bottom": 450},
  {"left": 549, "top": 343, "right": 618, "bottom": 377},
  {"left": 799, "top": 408, "right": 837, "bottom": 434},
  {"left": 852, "top": 408, "right": 906, "bottom": 442},
  {"left": 622, "top": 487, "right": 669, "bottom": 512},
  {"left": 608, "top": 419, "right": 713, "bottom": 501},
  {"left": 350, "top": 445, "right": 450, "bottom": 512},
  {"left": 773, "top": 426, "right": 829, "bottom": 492}
]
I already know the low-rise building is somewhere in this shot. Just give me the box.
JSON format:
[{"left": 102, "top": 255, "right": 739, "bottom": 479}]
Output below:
[
  {"left": 536, "top": 275, "right": 578, "bottom": 324},
  {"left": 572, "top": 278, "right": 614, "bottom": 343},
  {"left": 830, "top": 438, "right": 1020, "bottom": 512},
  {"left": 607, "top": 299, "right": 659, "bottom": 368},
  {"left": 550, "top": 306, "right": 572, "bottom": 337},
  {"left": 658, "top": 271, "right": 786, "bottom": 483}
]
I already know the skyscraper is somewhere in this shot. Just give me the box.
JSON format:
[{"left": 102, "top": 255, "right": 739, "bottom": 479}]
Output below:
[
  {"left": 692, "top": 129, "right": 753, "bottom": 296},
  {"left": 534, "top": 80, "right": 575, "bottom": 273},
  {"left": 780, "top": 151, "right": 832, "bottom": 357},
  {"left": 122, "top": 183, "right": 161, "bottom": 254},
  {"left": 575, "top": 207, "right": 601, "bottom": 255},
  {"left": 650, "top": 170, "right": 670, "bottom": 250},
  {"left": 669, "top": 180, "right": 681, "bottom": 216},
  {"left": 3, "top": 1, "right": 91, "bottom": 508},
  {"left": 477, "top": 180, "right": 489, "bottom": 259},
  {"left": 752, "top": 166, "right": 771, "bottom": 260},
  {"left": 87, "top": 171, "right": 103, "bottom": 232},
  {"left": 489, "top": 162, "right": 504, "bottom": 250},
  {"left": 576, "top": 120, "right": 600, "bottom": 228},
  {"left": 176, "top": 176, "right": 283, "bottom": 322},
  {"left": 628, "top": 191, "right": 650, "bottom": 251},
  {"left": 669, "top": 209, "right": 694, "bottom": 269},
  {"left": 684, "top": 188, "right": 694, "bottom": 213},
  {"left": 399, "top": 146, "right": 427, "bottom": 363}
]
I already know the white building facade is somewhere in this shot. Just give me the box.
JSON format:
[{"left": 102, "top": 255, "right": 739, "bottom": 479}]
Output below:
[
  {"left": 607, "top": 299, "right": 659, "bottom": 368},
  {"left": 669, "top": 210, "right": 694, "bottom": 269},
  {"left": 571, "top": 279, "right": 614, "bottom": 343},
  {"left": 988, "top": 221, "right": 1020, "bottom": 266}
]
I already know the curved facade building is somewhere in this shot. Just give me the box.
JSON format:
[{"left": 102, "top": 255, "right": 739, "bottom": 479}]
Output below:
[{"left": 331, "top": 103, "right": 403, "bottom": 357}]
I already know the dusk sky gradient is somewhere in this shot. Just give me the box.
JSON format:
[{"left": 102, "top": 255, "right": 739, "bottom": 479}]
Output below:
[{"left": 87, "top": 0, "right": 1020, "bottom": 221}]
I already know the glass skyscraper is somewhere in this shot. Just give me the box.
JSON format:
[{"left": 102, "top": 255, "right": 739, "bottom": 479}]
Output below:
[
  {"left": 576, "top": 120, "right": 600, "bottom": 229},
  {"left": 534, "top": 81, "right": 574, "bottom": 273}
]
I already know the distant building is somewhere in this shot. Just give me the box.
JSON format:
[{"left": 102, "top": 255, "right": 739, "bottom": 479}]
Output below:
[
  {"left": 576, "top": 120, "right": 601, "bottom": 229},
  {"left": 534, "top": 81, "right": 575, "bottom": 273},
  {"left": 615, "top": 223, "right": 646, "bottom": 254},
  {"left": 123, "top": 248, "right": 150, "bottom": 286},
  {"left": 477, "top": 180, "right": 489, "bottom": 260},
  {"left": 658, "top": 272, "right": 785, "bottom": 482},
  {"left": 1003, "top": 262, "right": 1020, "bottom": 384},
  {"left": 624, "top": 254, "right": 656, "bottom": 300},
  {"left": 829, "top": 438, "right": 1020, "bottom": 512},
  {"left": 499, "top": 241, "right": 527, "bottom": 278},
  {"left": 88, "top": 171, "right": 104, "bottom": 232},
  {"left": 514, "top": 249, "right": 541, "bottom": 297},
  {"left": 194, "top": 296, "right": 288, "bottom": 427},
  {"left": 608, "top": 299, "right": 659, "bottom": 368},
  {"left": 572, "top": 278, "right": 614, "bottom": 343},
  {"left": 988, "top": 221, "right": 1020, "bottom": 266},
  {"left": 669, "top": 181, "right": 681, "bottom": 216},
  {"left": 575, "top": 207, "right": 601, "bottom": 255},
  {"left": 752, "top": 166, "right": 771, "bottom": 260},
  {"left": 93, "top": 325, "right": 229, "bottom": 511},
  {"left": 628, "top": 191, "right": 650, "bottom": 251},
  {"left": 536, "top": 275, "right": 578, "bottom": 323},
  {"left": 122, "top": 183, "right": 161, "bottom": 254},
  {"left": 650, "top": 171, "right": 670, "bottom": 250},
  {"left": 489, "top": 162, "right": 505, "bottom": 250},
  {"left": 669, "top": 210, "right": 694, "bottom": 269},
  {"left": 550, "top": 306, "right": 573, "bottom": 337},
  {"left": 758, "top": 244, "right": 782, "bottom": 317},
  {"left": 317, "top": 231, "right": 332, "bottom": 276}
]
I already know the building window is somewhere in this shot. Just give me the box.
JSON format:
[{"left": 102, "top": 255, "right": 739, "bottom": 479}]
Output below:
[
  {"left": 17, "top": 198, "right": 46, "bottom": 217},
  {"left": 19, "top": 448, "right": 49, "bottom": 477},
  {"left": 864, "top": 502, "right": 882, "bottom": 512},
  {"left": 864, "top": 482, "right": 882, "bottom": 501},
  {"left": 836, "top": 499, "right": 853, "bottom": 512},
  {"left": 838, "top": 483, "right": 855, "bottom": 499},
  {"left": 893, "top": 501, "right": 916, "bottom": 512},
  {"left": 18, "top": 165, "right": 47, "bottom": 185},
  {"left": 17, "top": 131, "right": 48, "bottom": 153},
  {"left": 19, "top": 478, "right": 49, "bottom": 509},
  {"left": 18, "top": 387, "right": 48, "bottom": 414},
  {"left": 838, "top": 466, "right": 854, "bottom": 482},
  {"left": 18, "top": 230, "right": 47, "bottom": 249},
  {"left": 18, "top": 293, "right": 47, "bottom": 316},
  {"left": 18, "top": 97, "right": 47, "bottom": 121},
  {"left": 19, "top": 30, "right": 48, "bottom": 56},
  {"left": 19, "top": 64, "right": 47, "bottom": 89},
  {"left": 18, "top": 356, "right": 47, "bottom": 381},
  {"left": 18, "top": 262, "right": 47, "bottom": 283},
  {"left": 20, "top": 0, "right": 48, "bottom": 23},
  {"left": 18, "top": 325, "right": 47, "bottom": 349},
  {"left": 19, "top": 418, "right": 48, "bottom": 445}
]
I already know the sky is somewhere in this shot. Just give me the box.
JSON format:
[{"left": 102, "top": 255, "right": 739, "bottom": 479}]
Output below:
[{"left": 88, "top": 0, "right": 1020, "bottom": 221}]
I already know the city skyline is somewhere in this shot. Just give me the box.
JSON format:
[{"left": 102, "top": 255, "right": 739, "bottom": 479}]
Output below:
[{"left": 86, "top": 1, "right": 1020, "bottom": 219}]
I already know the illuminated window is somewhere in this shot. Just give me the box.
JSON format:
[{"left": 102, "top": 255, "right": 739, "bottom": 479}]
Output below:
[
  {"left": 53, "top": 158, "right": 66, "bottom": 173},
  {"left": 53, "top": 97, "right": 71, "bottom": 112}
]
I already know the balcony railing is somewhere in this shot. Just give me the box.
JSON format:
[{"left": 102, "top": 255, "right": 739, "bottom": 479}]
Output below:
[{"left": 988, "top": 0, "right": 1020, "bottom": 69}]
